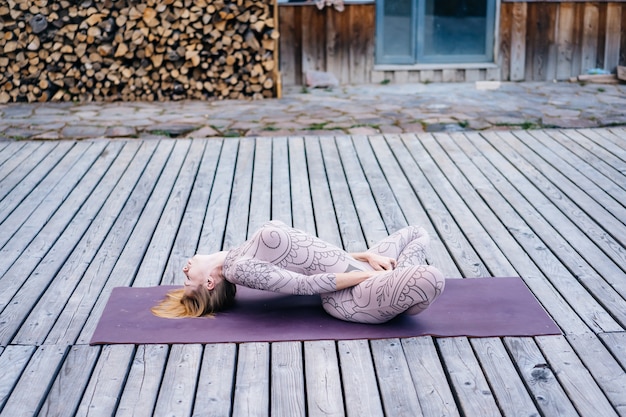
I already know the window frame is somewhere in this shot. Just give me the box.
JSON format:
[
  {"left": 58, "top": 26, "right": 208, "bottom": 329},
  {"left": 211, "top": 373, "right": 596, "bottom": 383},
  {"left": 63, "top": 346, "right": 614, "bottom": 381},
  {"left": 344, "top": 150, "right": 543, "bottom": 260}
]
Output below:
[{"left": 376, "top": 0, "right": 497, "bottom": 65}]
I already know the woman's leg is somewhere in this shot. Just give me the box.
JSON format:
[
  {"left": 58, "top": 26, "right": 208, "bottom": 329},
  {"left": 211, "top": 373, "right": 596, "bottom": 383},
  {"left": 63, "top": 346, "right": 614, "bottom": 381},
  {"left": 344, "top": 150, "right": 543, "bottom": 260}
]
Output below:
[
  {"left": 321, "top": 265, "right": 445, "bottom": 324},
  {"left": 231, "top": 221, "right": 369, "bottom": 275},
  {"left": 366, "top": 226, "right": 430, "bottom": 267}
]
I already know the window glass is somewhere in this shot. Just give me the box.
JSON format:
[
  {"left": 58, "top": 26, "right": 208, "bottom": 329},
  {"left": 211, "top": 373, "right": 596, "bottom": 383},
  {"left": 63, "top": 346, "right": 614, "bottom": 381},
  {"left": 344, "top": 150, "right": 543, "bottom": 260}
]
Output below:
[
  {"left": 382, "top": 0, "right": 414, "bottom": 58},
  {"left": 376, "top": 0, "right": 494, "bottom": 64},
  {"left": 422, "top": 0, "right": 488, "bottom": 57}
]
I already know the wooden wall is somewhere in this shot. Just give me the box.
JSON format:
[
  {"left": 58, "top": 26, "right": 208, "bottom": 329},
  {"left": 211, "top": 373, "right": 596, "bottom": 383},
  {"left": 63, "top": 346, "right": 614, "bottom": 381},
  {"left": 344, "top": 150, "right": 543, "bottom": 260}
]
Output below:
[
  {"left": 499, "top": 1, "right": 626, "bottom": 81},
  {"left": 278, "top": 2, "right": 626, "bottom": 85},
  {"left": 279, "top": 4, "right": 375, "bottom": 85}
]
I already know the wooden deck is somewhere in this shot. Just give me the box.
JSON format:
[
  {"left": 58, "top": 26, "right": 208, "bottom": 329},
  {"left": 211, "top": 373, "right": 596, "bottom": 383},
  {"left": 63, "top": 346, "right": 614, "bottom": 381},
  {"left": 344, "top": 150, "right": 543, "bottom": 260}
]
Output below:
[{"left": 0, "top": 129, "right": 625, "bottom": 417}]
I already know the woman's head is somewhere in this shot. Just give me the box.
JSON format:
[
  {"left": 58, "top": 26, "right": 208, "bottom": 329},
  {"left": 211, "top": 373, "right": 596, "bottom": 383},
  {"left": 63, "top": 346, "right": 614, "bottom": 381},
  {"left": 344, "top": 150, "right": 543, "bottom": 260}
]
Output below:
[
  {"left": 151, "top": 280, "right": 236, "bottom": 318},
  {"left": 151, "top": 253, "right": 236, "bottom": 318}
]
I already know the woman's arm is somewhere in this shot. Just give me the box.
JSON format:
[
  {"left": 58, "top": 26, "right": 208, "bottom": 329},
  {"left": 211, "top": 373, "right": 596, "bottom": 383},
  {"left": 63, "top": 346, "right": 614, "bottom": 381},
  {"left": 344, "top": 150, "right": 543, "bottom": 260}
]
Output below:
[
  {"left": 225, "top": 258, "right": 383, "bottom": 294},
  {"left": 335, "top": 270, "right": 381, "bottom": 290},
  {"left": 350, "top": 252, "right": 396, "bottom": 271}
]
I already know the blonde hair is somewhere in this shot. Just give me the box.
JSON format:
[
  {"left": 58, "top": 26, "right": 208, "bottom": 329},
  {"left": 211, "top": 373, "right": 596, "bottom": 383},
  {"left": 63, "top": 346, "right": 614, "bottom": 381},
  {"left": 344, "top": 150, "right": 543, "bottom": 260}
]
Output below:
[{"left": 151, "top": 281, "right": 237, "bottom": 318}]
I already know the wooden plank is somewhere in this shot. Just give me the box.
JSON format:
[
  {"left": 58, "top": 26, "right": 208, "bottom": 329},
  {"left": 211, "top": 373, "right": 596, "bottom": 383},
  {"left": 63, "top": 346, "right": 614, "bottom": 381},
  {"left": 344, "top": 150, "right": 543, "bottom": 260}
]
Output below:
[
  {"left": 305, "top": 136, "right": 343, "bottom": 246},
  {"left": 0, "top": 141, "right": 49, "bottom": 196},
  {"left": 74, "top": 140, "right": 192, "bottom": 345},
  {"left": 301, "top": 7, "right": 326, "bottom": 76},
  {"left": 224, "top": 138, "right": 254, "bottom": 245},
  {"left": 436, "top": 337, "right": 501, "bottom": 417},
  {"left": 348, "top": 5, "right": 375, "bottom": 84},
  {"left": 621, "top": 7, "right": 626, "bottom": 66},
  {"left": 598, "top": 332, "right": 626, "bottom": 369},
  {"left": 161, "top": 139, "right": 223, "bottom": 285},
  {"left": 470, "top": 338, "right": 541, "bottom": 417},
  {"left": 571, "top": 3, "right": 585, "bottom": 77},
  {"left": 318, "top": 136, "right": 365, "bottom": 251},
  {"left": 527, "top": 3, "right": 558, "bottom": 80},
  {"left": 512, "top": 131, "right": 626, "bottom": 236},
  {"left": 352, "top": 136, "right": 407, "bottom": 234},
  {"left": 271, "top": 342, "right": 306, "bottom": 417},
  {"left": 382, "top": 135, "right": 462, "bottom": 276},
  {"left": 370, "top": 338, "right": 422, "bottom": 417},
  {"left": 465, "top": 131, "right": 621, "bottom": 333},
  {"left": 193, "top": 343, "right": 237, "bottom": 417},
  {"left": 334, "top": 137, "right": 387, "bottom": 246},
  {"left": 581, "top": 3, "right": 600, "bottom": 72},
  {"left": 0, "top": 346, "right": 67, "bottom": 416},
  {"left": 543, "top": 130, "right": 626, "bottom": 203},
  {"left": 38, "top": 345, "right": 100, "bottom": 417},
  {"left": 423, "top": 133, "right": 517, "bottom": 276},
  {"left": 568, "top": 129, "right": 626, "bottom": 185},
  {"left": 596, "top": 126, "right": 626, "bottom": 154},
  {"left": 449, "top": 132, "right": 599, "bottom": 335},
  {"left": 0, "top": 141, "right": 10, "bottom": 155},
  {"left": 0, "top": 140, "right": 75, "bottom": 226},
  {"left": 498, "top": 2, "right": 513, "bottom": 81},
  {"left": 198, "top": 139, "right": 239, "bottom": 253},
  {"left": 304, "top": 340, "right": 344, "bottom": 417},
  {"left": 41, "top": 140, "right": 172, "bottom": 345},
  {"left": 0, "top": 141, "right": 31, "bottom": 178},
  {"left": 503, "top": 337, "right": 580, "bottom": 416},
  {"left": 536, "top": 335, "right": 619, "bottom": 417},
  {"left": 0, "top": 141, "right": 119, "bottom": 277},
  {"left": 472, "top": 133, "right": 626, "bottom": 302},
  {"left": 395, "top": 134, "right": 490, "bottom": 277},
  {"left": 556, "top": 3, "right": 576, "bottom": 80},
  {"left": 153, "top": 344, "right": 203, "bottom": 417},
  {"left": 76, "top": 345, "right": 135, "bottom": 416},
  {"left": 1, "top": 130, "right": 625, "bottom": 417},
  {"left": 0, "top": 345, "right": 36, "bottom": 410},
  {"left": 271, "top": 137, "right": 292, "bottom": 224},
  {"left": 326, "top": 8, "right": 349, "bottom": 84},
  {"left": 0, "top": 144, "right": 129, "bottom": 344},
  {"left": 279, "top": 6, "right": 299, "bottom": 86},
  {"left": 579, "top": 128, "right": 626, "bottom": 168},
  {"left": 499, "top": 130, "right": 626, "bottom": 305},
  {"left": 288, "top": 137, "right": 316, "bottom": 233},
  {"left": 11, "top": 141, "right": 151, "bottom": 345},
  {"left": 248, "top": 137, "right": 273, "bottom": 234},
  {"left": 401, "top": 337, "right": 460, "bottom": 417},
  {"left": 567, "top": 333, "right": 626, "bottom": 415},
  {"left": 132, "top": 139, "right": 204, "bottom": 287},
  {"left": 232, "top": 343, "right": 270, "bottom": 417},
  {"left": 526, "top": 129, "right": 626, "bottom": 228},
  {"left": 337, "top": 340, "right": 384, "bottom": 417},
  {"left": 483, "top": 129, "right": 625, "bottom": 319},
  {"left": 116, "top": 344, "right": 168, "bottom": 417},
  {"left": 604, "top": 3, "right": 622, "bottom": 72}
]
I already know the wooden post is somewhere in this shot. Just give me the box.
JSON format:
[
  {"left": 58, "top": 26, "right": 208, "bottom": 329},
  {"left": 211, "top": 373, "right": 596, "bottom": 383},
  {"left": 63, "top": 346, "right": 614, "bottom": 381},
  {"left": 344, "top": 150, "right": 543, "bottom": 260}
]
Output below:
[{"left": 604, "top": 3, "right": 622, "bottom": 73}]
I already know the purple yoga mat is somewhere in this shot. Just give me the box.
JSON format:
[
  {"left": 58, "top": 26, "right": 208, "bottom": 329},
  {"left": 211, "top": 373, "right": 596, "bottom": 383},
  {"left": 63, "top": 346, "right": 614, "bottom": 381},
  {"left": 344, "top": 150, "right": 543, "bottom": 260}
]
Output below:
[{"left": 89, "top": 277, "right": 560, "bottom": 345}]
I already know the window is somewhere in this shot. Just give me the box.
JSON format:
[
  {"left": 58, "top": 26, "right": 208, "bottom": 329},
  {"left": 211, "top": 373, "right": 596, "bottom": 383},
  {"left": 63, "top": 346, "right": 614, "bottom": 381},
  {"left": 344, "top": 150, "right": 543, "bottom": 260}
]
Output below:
[{"left": 376, "top": 0, "right": 496, "bottom": 64}]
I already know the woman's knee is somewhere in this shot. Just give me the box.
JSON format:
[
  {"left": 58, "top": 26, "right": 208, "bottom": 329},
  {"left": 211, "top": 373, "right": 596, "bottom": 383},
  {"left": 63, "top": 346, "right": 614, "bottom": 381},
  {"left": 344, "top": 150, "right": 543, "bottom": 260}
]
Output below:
[
  {"left": 407, "top": 265, "right": 445, "bottom": 302},
  {"left": 258, "top": 222, "right": 286, "bottom": 244}
]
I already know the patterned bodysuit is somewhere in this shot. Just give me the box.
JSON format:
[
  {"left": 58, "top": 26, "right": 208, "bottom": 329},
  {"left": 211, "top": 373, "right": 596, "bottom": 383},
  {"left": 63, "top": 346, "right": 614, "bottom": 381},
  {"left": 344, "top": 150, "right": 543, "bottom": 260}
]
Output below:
[{"left": 222, "top": 221, "right": 445, "bottom": 324}]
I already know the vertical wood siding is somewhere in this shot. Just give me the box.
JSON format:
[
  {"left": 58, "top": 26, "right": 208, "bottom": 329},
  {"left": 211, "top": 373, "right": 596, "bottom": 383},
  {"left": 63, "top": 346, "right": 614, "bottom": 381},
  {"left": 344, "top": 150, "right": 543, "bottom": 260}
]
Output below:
[
  {"left": 279, "top": 2, "right": 625, "bottom": 84},
  {"left": 500, "top": 1, "right": 625, "bottom": 81},
  {"left": 279, "top": 4, "right": 375, "bottom": 85}
]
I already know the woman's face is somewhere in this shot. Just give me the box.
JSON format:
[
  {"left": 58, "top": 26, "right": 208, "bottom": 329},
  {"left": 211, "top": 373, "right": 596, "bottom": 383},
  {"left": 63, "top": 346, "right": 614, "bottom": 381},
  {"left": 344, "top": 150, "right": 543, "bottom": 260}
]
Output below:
[{"left": 182, "top": 255, "right": 216, "bottom": 295}]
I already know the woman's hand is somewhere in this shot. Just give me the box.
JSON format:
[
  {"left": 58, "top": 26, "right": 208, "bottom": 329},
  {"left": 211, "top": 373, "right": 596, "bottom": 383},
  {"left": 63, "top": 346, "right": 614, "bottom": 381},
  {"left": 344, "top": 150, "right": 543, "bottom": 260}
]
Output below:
[{"left": 351, "top": 252, "right": 396, "bottom": 271}]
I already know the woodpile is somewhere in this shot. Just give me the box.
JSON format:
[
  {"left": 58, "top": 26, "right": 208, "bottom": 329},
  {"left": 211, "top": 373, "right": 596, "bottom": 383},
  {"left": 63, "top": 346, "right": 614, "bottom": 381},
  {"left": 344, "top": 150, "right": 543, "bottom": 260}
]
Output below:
[{"left": 0, "top": 0, "right": 280, "bottom": 103}]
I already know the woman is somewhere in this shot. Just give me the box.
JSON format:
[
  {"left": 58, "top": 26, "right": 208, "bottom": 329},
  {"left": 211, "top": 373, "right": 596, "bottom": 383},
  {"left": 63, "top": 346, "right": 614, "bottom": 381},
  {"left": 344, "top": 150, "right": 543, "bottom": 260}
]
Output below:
[{"left": 152, "top": 220, "right": 445, "bottom": 324}]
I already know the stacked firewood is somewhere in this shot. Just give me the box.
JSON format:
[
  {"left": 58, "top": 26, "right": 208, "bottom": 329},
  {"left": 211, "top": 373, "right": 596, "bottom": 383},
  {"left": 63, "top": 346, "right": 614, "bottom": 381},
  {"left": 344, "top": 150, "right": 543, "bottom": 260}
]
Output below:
[{"left": 0, "top": 0, "right": 279, "bottom": 102}]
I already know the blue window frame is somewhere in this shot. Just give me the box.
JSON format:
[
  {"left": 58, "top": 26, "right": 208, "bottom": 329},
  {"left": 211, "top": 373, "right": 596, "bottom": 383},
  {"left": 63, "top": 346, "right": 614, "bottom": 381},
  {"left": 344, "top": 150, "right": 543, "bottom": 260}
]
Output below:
[{"left": 376, "top": 0, "right": 496, "bottom": 65}]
